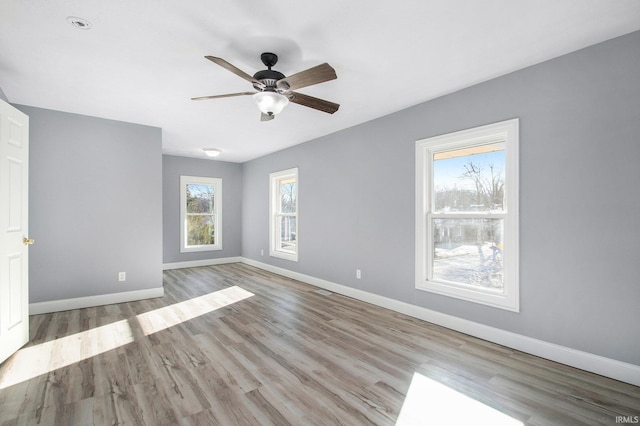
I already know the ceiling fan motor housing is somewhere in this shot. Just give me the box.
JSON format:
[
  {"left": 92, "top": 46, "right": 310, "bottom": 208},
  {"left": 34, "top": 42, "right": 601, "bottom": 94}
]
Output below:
[
  {"left": 253, "top": 69, "right": 285, "bottom": 92},
  {"left": 252, "top": 52, "right": 285, "bottom": 91}
]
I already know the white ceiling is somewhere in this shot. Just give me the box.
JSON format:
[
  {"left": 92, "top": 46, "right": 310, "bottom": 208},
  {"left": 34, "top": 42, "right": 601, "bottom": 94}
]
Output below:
[{"left": 1, "top": 1, "right": 639, "bottom": 163}]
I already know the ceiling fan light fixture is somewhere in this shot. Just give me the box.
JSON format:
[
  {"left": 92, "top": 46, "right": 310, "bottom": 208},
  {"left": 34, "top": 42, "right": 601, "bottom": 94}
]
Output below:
[
  {"left": 253, "top": 91, "right": 289, "bottom": 116},
  {"left": 203, "top": 148, "right": 221, "bottom": 157}
]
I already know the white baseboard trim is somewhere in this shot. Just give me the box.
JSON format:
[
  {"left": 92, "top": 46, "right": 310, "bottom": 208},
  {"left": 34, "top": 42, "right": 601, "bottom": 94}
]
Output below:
[
  {"left": 29, "top": 287, "right": 165, "bottom": 315},
  {"left": 29, "top": 257, "right": 242, "bottom": 315},
  {"left": 163, "top": 256, "right": 243, "bottom": 270},
  {"left": 240, "top": 257, "right": 640, "bottom": 387}
]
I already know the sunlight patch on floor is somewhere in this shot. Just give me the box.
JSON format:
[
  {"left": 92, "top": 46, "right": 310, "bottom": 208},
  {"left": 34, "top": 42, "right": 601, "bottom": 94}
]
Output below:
[
  {"left": 136, "top": 285, "right": 254, "bottom": 335},
  {"left": 396, "top": 372, "right": 523, "bottom": 425},
  {"left": 0, "top": 286, "right": 254, "bottom": 389},
  {"left": 0, "top": 319, "right": 133, "bottom": 389}
]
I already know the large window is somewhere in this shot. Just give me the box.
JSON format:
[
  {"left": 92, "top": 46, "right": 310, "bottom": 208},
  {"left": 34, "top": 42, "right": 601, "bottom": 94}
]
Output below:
[
  {"left": 180, "top": 176, "right": 222, "bottom": 252},
  {"left": 415, "top": 119, "right": 519, "bottom": 311},
  {"left": 270, "top": 168, "right": 298, "bottom": 261}
]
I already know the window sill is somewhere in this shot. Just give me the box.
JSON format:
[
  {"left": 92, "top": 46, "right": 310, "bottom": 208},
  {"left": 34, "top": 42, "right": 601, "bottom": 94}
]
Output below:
[
  {"left": 181, "top": 245, "right": 222, "bottom": 253},
  {"left": 415, "top": 279, "right": 519, "bottom": 312},
  {"left": 270, "top": 250, "right": 298, "bottom": 262}
]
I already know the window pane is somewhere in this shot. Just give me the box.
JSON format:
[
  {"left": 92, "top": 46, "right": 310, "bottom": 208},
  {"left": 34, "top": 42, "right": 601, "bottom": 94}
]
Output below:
[
  {"left": 186, "top": 214, "right": 215, "bottom": 246},
  {"left": 277, "top": 216, "right": 297, "bottom": 253},
  {"left": 280, "top": 180, "right": 297, "bottom": 213},
  {"left": 186, "top": 184, "right": 214, "bottom": 214},
  {"left": 432, "top": 218, "right": 504, "bottom": 290},
  {"left": 433, "top": 145, "right": 505, "bottom": 213}
]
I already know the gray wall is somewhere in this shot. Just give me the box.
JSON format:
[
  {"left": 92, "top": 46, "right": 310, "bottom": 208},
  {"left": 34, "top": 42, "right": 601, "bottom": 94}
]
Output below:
[
  {"left": 15, "top": 105, "right": 163, "bottom": 303},
  {"left": 242, "top": 31, "right": 640, "bottom": 365},
  {"left": 0, "top": 86, "right": 7, "bottom": 102},
  {"left": 162, "top": 155, "right": 242, "bottom": 264}
]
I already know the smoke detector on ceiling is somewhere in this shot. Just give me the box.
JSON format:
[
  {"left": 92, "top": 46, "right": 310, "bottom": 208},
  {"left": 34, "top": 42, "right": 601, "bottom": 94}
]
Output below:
[{"left": 66, "top": 16, "right": 92, "bottom": 30}]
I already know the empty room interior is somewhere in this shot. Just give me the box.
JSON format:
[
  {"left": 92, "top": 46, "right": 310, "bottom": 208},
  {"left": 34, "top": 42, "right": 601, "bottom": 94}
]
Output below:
[{"left": 1, "top": 1, "right": 639, "bottom": 425}]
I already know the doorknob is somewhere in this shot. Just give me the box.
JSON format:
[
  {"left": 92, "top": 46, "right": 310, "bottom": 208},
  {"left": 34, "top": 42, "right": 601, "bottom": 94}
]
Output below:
[{"left": 23, "top": 237, "right": 35, "bottom": 246}]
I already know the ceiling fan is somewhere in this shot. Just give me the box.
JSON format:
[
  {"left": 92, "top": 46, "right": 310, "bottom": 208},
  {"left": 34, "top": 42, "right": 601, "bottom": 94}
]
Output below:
[{"left": 192, "top": 52, "right": 339, "bottom": 121}]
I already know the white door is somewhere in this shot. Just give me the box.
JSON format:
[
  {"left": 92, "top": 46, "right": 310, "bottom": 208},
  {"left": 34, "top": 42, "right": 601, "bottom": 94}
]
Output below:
[{"left": 0, "top": 99, "right": 30, "bottom": 364}]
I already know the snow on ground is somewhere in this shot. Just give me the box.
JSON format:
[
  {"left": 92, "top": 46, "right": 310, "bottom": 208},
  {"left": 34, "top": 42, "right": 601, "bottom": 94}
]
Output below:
[{"left": 434, "top": 242, "right": 503, "bottom": 289}]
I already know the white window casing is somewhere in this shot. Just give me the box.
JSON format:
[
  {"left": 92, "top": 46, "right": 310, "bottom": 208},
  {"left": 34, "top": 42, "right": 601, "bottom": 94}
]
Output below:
[
  {"left": 270, "top": 168, "right": 298, "bottom": 262},
  {"left": 180, "top": 176, "right": 222, "bottom": 252},
  {"left": 415, "top": 119, "right": 519, "bottom": 311}
]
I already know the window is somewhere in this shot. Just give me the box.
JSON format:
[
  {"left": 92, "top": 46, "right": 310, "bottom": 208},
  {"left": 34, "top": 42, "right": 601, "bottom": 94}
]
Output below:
[
  {"left": 415, "top": 119, "right": 519, "bottom": 311},
  {"left": 180, "top": 176, "right": 222, "bottom": 252},
  {"left": 270, "top": 168, "right": 298, "bottom": 261}
]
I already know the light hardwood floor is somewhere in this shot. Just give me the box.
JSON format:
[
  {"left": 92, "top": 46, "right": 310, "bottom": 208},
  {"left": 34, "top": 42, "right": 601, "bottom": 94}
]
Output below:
[{"left": 0, "top": 263, "right": 638, "bottom": 425}]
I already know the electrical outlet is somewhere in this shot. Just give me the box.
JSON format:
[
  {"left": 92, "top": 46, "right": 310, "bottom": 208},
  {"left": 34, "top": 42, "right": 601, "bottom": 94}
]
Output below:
[
  {"left": 261, "top": 249, "right": 264, "bottom": 256},
  {"left": 118, "top": 272, "right": 126, "bottom": 282},
  {"left": 356, "top": 269, "right": 361, "bottom": 279}
]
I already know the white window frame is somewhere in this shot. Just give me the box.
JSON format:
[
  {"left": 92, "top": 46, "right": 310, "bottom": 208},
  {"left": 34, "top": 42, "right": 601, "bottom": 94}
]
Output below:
[
  {"left": 180, "top": 176, "right": 222, "bottom": 253},
  {"left": 415, "top": 119, "right": 519, "bottom": 311},
  {"left": 269, "top": 168, "right": 298, "bottom": 262}
]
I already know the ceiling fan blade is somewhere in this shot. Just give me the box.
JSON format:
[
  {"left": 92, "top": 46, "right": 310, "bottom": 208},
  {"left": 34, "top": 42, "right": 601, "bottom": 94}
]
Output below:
[
  {"left": 289, "top": 92, "right": 340, "bottom": 114},
  {"left": 205, "top": 56, "right": 259, "bottom": 84},
  {"left": 277, "top": 63, "right": 337, "bottom": 91},
  {"left": 261, "top": 112, "right": 275, "bottom": 122},
  {"left": 191, "top": 92, "right": 255, "bottom": 101}
]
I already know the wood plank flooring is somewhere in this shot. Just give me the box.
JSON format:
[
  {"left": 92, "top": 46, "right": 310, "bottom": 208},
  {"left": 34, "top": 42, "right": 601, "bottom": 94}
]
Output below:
[{"left": 0, "top": 263, "right": 638, "bottom": 425}]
